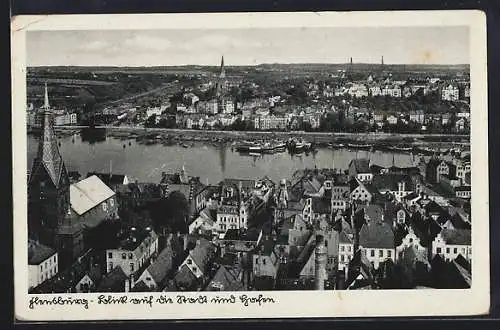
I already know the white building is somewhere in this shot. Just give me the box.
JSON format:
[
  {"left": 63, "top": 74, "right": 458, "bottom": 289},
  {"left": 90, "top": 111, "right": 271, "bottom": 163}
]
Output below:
[
  {"left": 359, "top": 222, "right": 395, "bottom": 270},
  {"left": 106, "top": 227, "right": 159, "bottom": 277},
  {"left": 441, "top": 84, "right": 460, "bottom": 101},
  {"left": 432, "top": 229, "right": 471, "bottom": 262},
  {"left": 28, "top": 240, "right": 58, "bottom": 291},
  {"left": 338, "top": 231, "right": 355, "bottom": 273}
]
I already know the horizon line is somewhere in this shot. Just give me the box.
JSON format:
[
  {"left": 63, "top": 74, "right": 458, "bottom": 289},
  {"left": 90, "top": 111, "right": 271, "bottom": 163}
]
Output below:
[{"left": 27, "top": 62, "right": 471, "bottom": 68}]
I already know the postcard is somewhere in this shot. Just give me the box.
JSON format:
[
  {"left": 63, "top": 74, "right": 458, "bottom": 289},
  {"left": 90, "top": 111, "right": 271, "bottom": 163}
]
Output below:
[{"left": 11, "top": 10, "right": 489, "bottom": 321}]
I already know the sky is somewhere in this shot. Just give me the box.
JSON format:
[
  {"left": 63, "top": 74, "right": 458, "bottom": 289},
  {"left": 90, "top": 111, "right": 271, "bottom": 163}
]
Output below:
[{"left": 26, "top": 26, "right": 469, "bottom": 67}]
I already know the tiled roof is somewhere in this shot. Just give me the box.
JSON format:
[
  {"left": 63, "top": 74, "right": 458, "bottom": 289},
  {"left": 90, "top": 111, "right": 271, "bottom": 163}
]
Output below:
[
  {"left": 97, "top": 266, "right": 128, "bottom": 292},
  {"left": 70, "top": 175, "right": 115, "bottom": 215},
  {"left": 357, "top": 204, "right": 384, "bottom": 224},
  {"left": 372, "top": 173, "right": 414, "bottom": 192},
  {"left": 350, "top": 158, "right": 370, "bottom": 173},
  {"left": 174, "top": 264, "right": 198, "bottom": 289},
  {"left": 205, "top": 265, "right": 244, "bottom": 291},
  {"left": 29, "top": 109, "right": 66, "bottom": 188},
  {"left": 359, "top": 222, "right": 395, "bottom": 249},
  {"left": 189, "top": 239, "right": 217, "bottom": 272},
  {"left": 28, "top": 239, "right": 56, "bottom": 265},
  {"left": 440, "top": 228, "right": 471, "bottom": 245},
  {"left": 311, "top": 197, "right": 331, "bottom": 214},
  {"left": 145, "top": 244, "right": 173, "bottom": 285},
  {"left": 87, "top": 172, "right": 127, "bottom": 187}
]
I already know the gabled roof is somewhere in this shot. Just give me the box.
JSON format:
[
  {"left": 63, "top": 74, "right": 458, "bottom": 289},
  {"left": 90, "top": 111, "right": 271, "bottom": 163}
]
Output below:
[
  {"left": 311, "top": 197, "right": 331, "bottom": 214},
  {"left": 205, "top": 265, "right": 245, "bottom": 291},
  {"left": 189, "top": 239, "right": 217, "bottom": 272},
  {"left": 70, "top": 175, "right": 115, "bottom": 215},
  {"left": 440, "top": 228, "right": 471, "bottom": 246},
  {"left": 357, "top": 204, "right": 384, "bottom": 224},
  {"left": 145, "top": 245, "right": 174, "bottom": 285},
  {"left": 87, "top": 172, "right": 127, "bottom": 187},
  {"left": 372, "top": 173, "right": 414, "bottom": 192},
  {"left": 97, "top": 266, "right": 128, "bottom": 292},
  {"left": 174, "top": 264, "right": 198, "bottom": 289},
  {"left": 28, "top": 239, "right": 56, "bottom": 265},
  {"left": 359, "top": 222, "right": 395, "bottom": 249},
  {"left": 350, "top": 158, "right": 370, "bottom": 173}
]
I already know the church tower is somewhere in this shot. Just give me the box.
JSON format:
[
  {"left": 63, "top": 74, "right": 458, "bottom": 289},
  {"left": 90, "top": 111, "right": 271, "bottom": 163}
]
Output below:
[
  {"left": 216, "top": 55, "right": 229, "bottom": 113},
  {"left": 28, "top": 83, "right": 70, "bottom": 245}
]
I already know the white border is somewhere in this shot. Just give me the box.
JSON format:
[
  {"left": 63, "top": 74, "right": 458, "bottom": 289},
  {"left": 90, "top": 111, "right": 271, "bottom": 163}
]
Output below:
[{"left": 12, "top": 11, "right": 489, "bottom": 321}]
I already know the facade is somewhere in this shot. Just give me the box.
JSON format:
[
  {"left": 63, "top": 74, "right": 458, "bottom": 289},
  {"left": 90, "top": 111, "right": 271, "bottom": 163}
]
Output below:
[
  {"left": 106, "top": 227, "right": 159, "bottom": 277},
  {"left": 338, "top": 231, "right": 355, "bottom": 274},
  {"left": 441, "top": 84, "right": 460, "bottom": 101},
  {"left": 359, "top": 221, "right": 395, "bottom": 270},
  {"left": 432, "top": 229, "right": 472, "bottom": 262},
  {"left": 54, "top": 113, "right": 78, "bottom": 126},
  {"left": 348, "top": 159, "right": 373, "bottom": 183},
  {"left": 28, "top": 239, "right": 58, "bottom": 291},
  {"left": 254, "top": 115, "right": 288, "bottom": 131}
]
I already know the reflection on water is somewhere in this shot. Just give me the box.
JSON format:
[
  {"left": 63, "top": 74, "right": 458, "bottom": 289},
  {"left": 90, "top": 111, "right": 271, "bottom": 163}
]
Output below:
[{"left": 27, "top": 133, "right": 418, "bottom": 185}]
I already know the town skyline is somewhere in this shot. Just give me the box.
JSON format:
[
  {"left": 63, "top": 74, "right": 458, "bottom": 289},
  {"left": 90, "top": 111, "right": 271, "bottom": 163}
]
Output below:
[{"left": 27, "top": 26, "right": 470, "bottom": 67}]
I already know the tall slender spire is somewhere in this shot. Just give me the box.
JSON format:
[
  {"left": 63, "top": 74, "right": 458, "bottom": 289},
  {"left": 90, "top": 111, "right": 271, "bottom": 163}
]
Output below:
[
  {"left": 30, "top": 82, "right": 66, "bottom": 188},
  {"left": 44, "top": 82, "right": 50, "bottom": 110},
  {"left": 220, "top": 55, "right": 225, "bottom": 79}
]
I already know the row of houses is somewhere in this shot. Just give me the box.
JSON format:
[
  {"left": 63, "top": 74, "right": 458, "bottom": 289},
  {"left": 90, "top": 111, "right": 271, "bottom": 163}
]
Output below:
[{"left": 330, "top": 82, "right": 469, "bottom": 101}]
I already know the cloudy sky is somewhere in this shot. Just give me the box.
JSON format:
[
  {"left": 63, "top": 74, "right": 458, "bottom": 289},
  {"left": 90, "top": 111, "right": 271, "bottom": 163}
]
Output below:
[{"left": 26, "top": 26, "right": 469, "bottom": 67}]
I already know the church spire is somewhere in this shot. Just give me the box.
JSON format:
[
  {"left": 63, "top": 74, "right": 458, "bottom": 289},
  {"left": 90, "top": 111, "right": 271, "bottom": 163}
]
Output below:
[
  {"left": 220, "top": 55, "right": 225, "bottom": 79},
  {"left": 44, "top": 82, "right": 50, "bottom": 110},
  {"left": 30, "top": 82, "right": 67, "bottom": 188}
]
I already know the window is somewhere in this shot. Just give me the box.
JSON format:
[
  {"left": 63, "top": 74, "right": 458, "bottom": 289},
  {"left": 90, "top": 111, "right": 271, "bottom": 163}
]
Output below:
[
  {"left": 263, "top": 259, "right": 266, "bottom": 265},
  {"left": 110, "top": 199, "right": 114, "bottom": 207},
  {"left": 446, "top": 247, "right": 450, "bottom": 254},
  {"left": 462, "top": 248, "right": 466, "bottom": 254},
  {"left": 255, "top": 259, "right": 259, "bottom": 265},
  {"left": 187, "top": 259, "right": 192, "bottom": 265},
  {"left": 122, "top": 253, "right": 126, "bottom": 260},
  {"left": 109, "top": 262, "right": 113, "bottom": 270},
  {"left": 108, "top": 252, "right": 113, "bottom": 258},
  {"left": 437, "top": 247, "right": 442, "bottom": 254},
  {"left": 192, "top": 266, "right": 197, "bottom": 272},
  {"left": 102, "top": 202, "right": 108, "bottom": 212},
  {"left": 41, "top": 274, "right": 44, "bottom": 281},
  {"left": 454, "top": 248, "right": 458, "bottom": 254},
  {"left": 128, "top": 253, "right": 133, "bottom": 259},
  {"left": 409, "top": 238, "right": 413, "bottom": 243},
  {"left": 130, "top": 263, "right": 134, "bottom": 272},
  {"left": 341, "top": 246, "right": 345, "bottom": 252},
  {"left": 388, "top": 250, "right": 392, "bottom": 258},
  {"left": 40, "top": 265, "right": 43, "bottom": 271},
  {"left": 379, "top": 250, "right": 383, "bottom": 258},
  {"left": 348, "top": 246, "right": 351, "bottom": 252},
  {"left": 370, "top": 249, "right": 375, "bottom": 257},
  {"left": 341, "top": 255, "right": 345, "bottom": 262}
]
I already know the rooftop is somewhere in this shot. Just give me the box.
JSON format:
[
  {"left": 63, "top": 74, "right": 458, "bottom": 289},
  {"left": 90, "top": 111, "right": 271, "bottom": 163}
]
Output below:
[
  {"left": 359, "top": 222, "right": 395, "bottom": 249},
  {"left": 440, "top": 228, "right": 471, "bottom": 246},
  {"left": 70, "top": 175, "right": 115, "bottom": 216},
  {"left": 28, "top": 239, "right": 56, "bottom": 265}
]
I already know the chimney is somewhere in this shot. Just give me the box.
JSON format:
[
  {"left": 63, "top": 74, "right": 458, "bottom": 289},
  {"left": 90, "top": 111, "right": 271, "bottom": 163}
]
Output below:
[{"left": 314, "top": 235, "right": 327, "bottom": 291}]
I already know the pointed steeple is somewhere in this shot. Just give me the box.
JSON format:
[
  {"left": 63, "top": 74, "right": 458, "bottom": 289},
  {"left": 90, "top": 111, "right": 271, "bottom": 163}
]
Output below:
[
  {"left": 30, "top": 83, "right": 67, "bottom": 188},
  {"left": 44, "top": 82, "right": 50, "bottom": 110},
  {"left": 219, "top": 55, "right": 225, "bottom": 79}
]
